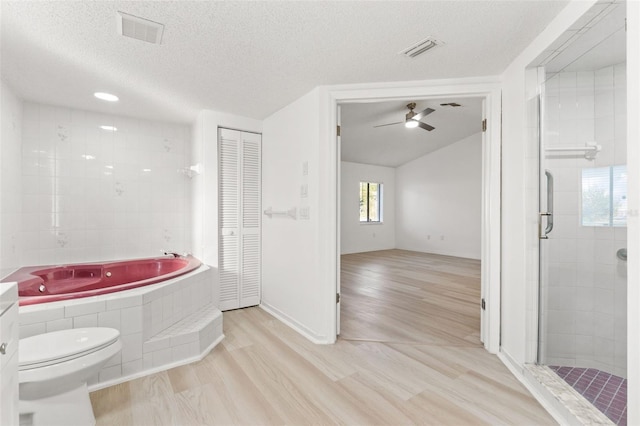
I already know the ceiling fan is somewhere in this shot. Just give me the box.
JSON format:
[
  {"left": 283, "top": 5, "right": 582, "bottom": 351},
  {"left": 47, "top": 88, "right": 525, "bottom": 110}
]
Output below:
[{"left": 374, "top": 102, "right": 435, "bottom": 131}]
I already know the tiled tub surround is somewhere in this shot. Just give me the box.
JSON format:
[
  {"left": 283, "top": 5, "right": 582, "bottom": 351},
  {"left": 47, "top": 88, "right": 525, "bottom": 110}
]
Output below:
[
  {"left": 19, "top": 102, "right": 192, "bottom": 266},
  {"left": 17, "top": 265, "right": 223, "bottom": 391},
  {"left": 540, "top": 63, "right": 627, "bottom": 377}
]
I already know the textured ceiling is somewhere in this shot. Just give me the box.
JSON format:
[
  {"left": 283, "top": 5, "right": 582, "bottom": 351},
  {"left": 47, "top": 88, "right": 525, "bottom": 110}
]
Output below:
[
  {"left": 341, "top": 98, "right": 482, "bottom": 167},
  {"left": 1, "top": 1, "right": 569, "bottom": 123}
]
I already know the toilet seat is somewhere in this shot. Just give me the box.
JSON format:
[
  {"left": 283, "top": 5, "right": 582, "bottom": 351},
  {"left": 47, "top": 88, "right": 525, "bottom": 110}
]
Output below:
[{"left": 19, "top": 327, "right": 120, "bottom": 370}]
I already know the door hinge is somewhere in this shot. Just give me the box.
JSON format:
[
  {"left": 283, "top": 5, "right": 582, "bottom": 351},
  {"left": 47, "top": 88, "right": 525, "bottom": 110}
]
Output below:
[
  {"left": 482, "top": 119, "right": 487, "bottom": 132},
  {"left": 337, "top": 125, "right": 341, "bottom": 137},
  {"left": 481, "top": 298, "right": 486, "bottom": 310},
  {"left": 336, "top": 293, "right": 341, "bottom": 303}
]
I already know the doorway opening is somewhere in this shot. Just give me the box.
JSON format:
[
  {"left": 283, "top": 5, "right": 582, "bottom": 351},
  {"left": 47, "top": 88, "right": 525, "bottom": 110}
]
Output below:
[
  {"left": 326, "top": 81, "right": 502, "bottom": 354},
  {"left": 337, "top": 98, "right": 484, "bottom": 346}
]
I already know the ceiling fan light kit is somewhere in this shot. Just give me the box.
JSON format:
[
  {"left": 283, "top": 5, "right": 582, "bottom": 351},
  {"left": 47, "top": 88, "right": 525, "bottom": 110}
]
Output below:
[{"left": 374, "top": 102, "right": 436, "bottom": 132}]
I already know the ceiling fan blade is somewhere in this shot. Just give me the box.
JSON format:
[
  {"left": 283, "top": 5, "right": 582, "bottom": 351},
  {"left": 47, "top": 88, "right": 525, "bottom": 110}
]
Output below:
[
  {"left": 417, "top": 121, "right": 435, "bottom": 131},
  {"left": 413, "top": 107, "right": 435, "bottom": 121},
  {"left": 373, "top": 121, "right": 404, "bottom": 128}
]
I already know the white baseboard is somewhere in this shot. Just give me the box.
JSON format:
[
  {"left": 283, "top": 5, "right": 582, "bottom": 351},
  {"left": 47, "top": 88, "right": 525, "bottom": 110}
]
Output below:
[{"left": 259, "top": 302, "right": 332, "bottom": 344}]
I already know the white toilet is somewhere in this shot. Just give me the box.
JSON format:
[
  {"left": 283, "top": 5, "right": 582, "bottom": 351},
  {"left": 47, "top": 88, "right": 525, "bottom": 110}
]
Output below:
[{"left": 18, "top": 327, "right": 122, "bottom": 426}]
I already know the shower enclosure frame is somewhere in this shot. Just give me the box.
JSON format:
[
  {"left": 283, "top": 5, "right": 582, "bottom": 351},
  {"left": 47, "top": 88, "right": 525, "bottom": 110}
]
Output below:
[{"left": 522, "top": 1, "right": 640, "bottom": 424}]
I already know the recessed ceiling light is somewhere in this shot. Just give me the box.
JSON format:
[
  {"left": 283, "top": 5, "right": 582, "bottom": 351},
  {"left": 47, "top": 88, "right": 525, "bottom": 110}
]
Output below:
[
  {"left": 94, "top": 92, "right": 119, "bottom": 102},
  {"left": 100, "top": 125, "right": 118, "bottom": 132}
]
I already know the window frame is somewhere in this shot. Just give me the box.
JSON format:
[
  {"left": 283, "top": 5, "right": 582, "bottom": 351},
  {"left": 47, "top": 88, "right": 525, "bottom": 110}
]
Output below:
[{"left": 359, "top": 181, "right": 383, "bottom": 224}]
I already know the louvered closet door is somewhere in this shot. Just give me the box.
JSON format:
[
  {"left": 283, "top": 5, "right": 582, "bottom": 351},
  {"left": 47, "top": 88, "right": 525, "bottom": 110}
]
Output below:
[
  {"left": 218, "top": 128, "right": 261, "bottom": 311},
  {"left": 219, "top": 129, "right": 240, "bottom": 310},
  {"left": 240, "top": 133, "right": 261, "bottom": 307}
]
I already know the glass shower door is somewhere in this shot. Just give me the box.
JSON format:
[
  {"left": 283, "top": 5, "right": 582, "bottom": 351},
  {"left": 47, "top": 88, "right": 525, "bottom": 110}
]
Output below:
[{"left": 536, "top": 4, "right": 628, "bottom": 420}]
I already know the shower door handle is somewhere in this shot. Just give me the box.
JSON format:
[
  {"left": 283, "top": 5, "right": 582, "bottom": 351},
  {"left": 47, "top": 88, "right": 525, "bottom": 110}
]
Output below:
[
  {"left": 539, "top": 212, "right": 552, "bottom": 239},
  {"left": 539, "top": 170, "right": 554, "bottom": 239}
]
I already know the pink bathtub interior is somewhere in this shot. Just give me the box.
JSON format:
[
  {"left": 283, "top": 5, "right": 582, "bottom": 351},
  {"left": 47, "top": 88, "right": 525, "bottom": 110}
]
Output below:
[{"left": 3, "top": 255, "right": 201, "bottom": 306}]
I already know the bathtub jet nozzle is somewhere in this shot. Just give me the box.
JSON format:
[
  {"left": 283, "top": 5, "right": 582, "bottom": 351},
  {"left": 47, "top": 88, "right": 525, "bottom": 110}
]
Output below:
[
  {"left": 162, "top": 251, "right": 191, "bottom": 258},
  {"left": 163, "top": 251, "right": 181, "bottom": 258}
]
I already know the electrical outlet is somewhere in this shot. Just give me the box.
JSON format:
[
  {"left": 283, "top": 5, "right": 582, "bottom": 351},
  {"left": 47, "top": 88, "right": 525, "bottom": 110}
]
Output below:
[
  {"left": 300, "top": 184, "right": 308, "bottom": 198},
  {"left": 302, "top": 161, "right": 308, "bottom": 176}
]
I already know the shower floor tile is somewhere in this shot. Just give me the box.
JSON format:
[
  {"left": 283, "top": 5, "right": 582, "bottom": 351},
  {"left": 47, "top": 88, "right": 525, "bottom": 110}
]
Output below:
[{"left": 550, "top": 366, "right": 627, "bottom": 425}]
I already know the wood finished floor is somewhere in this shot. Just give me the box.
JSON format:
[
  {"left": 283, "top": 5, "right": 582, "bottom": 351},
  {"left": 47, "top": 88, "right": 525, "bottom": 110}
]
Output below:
[{"left": 91, "top": 249, "right": 555, "bottom": 425}]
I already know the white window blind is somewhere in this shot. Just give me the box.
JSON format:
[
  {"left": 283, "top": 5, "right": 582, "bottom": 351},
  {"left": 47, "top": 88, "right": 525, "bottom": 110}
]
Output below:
[{"left": 581, "top": 165, "right": 627, "bottom": 227}]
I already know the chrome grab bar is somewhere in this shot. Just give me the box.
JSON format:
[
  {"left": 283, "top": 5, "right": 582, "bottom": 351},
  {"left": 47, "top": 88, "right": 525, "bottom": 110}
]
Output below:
[
  {"left": 540, "top": 170, "right": 553, "bottom": 239},
  {"left": 544, "top": 170, "right": 553, "bottom": 235}
]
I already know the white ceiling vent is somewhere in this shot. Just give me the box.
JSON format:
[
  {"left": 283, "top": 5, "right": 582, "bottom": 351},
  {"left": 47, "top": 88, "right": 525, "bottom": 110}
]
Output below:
[
  {"left": 117, "top": 11, "right": 164, "bottom": 44},
  {"left": 399, "top": 37, "right": 444, "bottom": 58}
]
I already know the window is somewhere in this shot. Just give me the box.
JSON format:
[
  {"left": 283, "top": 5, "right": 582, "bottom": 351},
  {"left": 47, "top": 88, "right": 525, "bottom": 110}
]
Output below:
[
  {"left": 581, "top": 165, "right": 627, "bottom": 227},
  {"left": 359, "top": 182, "right": 382, "bottom": 223}
]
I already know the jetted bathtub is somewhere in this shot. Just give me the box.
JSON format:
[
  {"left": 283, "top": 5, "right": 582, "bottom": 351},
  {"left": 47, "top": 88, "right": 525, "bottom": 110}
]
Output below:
[{"left": 3, "top": 255, "right": 201, "bottom": 306}]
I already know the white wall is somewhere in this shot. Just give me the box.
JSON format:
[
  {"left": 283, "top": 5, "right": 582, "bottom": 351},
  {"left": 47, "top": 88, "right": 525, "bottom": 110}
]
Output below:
[
  {"left": 396, "top": 133, "right": 482, "bottom": 259},
  {"left": 261, "top": 88, "right": 333, "bottom": 342},
  {"left": 190, "top": 110, "right": 262, "bottom": 268},
  {"left": 0, "top": 81, "right": 23, "bottom": 274},
  {"left": 17, "top": 102, "right": 192, "bottom": 265},
  {"left": 340, "top": 161, "right": 395, "bottom": 255}
]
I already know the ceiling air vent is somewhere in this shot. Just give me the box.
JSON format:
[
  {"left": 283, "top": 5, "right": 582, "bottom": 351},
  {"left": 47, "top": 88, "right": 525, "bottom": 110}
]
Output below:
[
  {"left": 117, "top": 11, "right": 164, "bottom": 44},
  {"left": 399, "top": 36, "right": 443, "bottom": 58}
]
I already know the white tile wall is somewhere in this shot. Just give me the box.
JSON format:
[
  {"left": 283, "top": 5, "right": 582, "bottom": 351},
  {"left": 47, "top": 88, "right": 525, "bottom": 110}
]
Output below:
[
  {"left": 18, "top": 102, "right": 192, "bottom": 266},
  {"left": 0, "top": 82, "right": 23, "bottom": 273},
  {"left": 541, "top": 64, "right": 627, "bottom": 378}
]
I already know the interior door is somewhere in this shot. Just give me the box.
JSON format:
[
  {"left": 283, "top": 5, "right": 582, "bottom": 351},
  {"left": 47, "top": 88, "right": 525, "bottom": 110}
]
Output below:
[
  {"left": 240, "top": 132, "right": 261, "bottom": 308},
  {"left": 219, "top": 128, "right": 241, "bottom": 310},
  {"left": 480, "top": 98, "right": 488, "bottom": 347},
  {"left": 218, "top": 128, "right": 262, "bottom": 311},
  {"left": 336, "top": 104, "right": 342, "bottom": 336}
]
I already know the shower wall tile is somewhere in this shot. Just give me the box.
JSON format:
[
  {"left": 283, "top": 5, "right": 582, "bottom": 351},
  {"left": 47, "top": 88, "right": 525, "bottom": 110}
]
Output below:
[
  {"left": 575, "top": 262, "right": 595, "bottom": 284},
  {"left": 549, "top": 262, "right": 577, "bottom": 285},
  {"left": 575, "top": 335, "right": 594, "bottom": 358},
  {"left": 573, "top": 287, "right": 595, "bottom": 312},
  {"left": 575, "top": 240, "right": 595, "bottom": 263},
  {"left": 547, "top": 309, "right": 575, "bottom": 334},
  {"left": 542, "top": 64, "right": 627, "bottom": 377},
  {"left": 19, "top": 102, "right": 192, "bottom": 265}
]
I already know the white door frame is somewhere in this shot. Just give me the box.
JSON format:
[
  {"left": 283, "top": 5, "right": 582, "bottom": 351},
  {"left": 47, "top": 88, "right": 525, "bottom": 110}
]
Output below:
[{"left": 323, "top": 77, "right": 502, "bottom": 353}]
